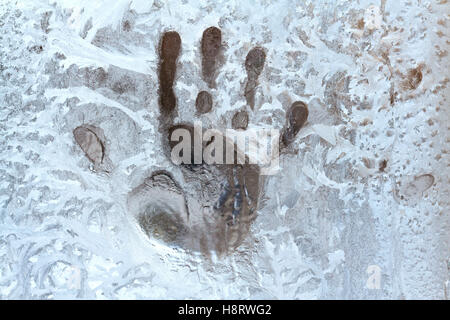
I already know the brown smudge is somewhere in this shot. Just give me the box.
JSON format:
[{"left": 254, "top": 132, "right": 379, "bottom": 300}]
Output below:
[
  {"left": 389, "top": 84, "right": 396, "bottom": 105},
  {"left": 73, "top": 125, "right": 105, "bottom": 166},
  {"left": 159, "top": 31, "right": 181, "bottom": 119},
  {"left": 379, "top": 159, "right": 388, "bottom": 172},
  {"left": 201, "top": 27, "right": 222, "bottom": 88},
  {"left": 281, "top": 101, "right": 309, "bottom": 148},
  {"left": 231, "top": 110, "right": 249, "bottom": 130},
  {"left": 402, "top": 66, "right": 423, "bottom": 90},
  {"left": 123, "top": 20, "right": 131, "bottom": 31},
  {"left": 195, "top": 91, "right": 213, "bottom": 114},
  {"left": 362, "top": 157, "right": 374, "bottom": 169},
  {"left": 244, "top": 47, "right": 266, "bottom": 110},
  {"left": 356, "top": 18, "right": 365, "bottom": 30}
]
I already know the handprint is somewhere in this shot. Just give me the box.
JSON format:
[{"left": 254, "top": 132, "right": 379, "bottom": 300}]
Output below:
[{"left": 73, "top": 27, "right": 309, "bottom": 255}]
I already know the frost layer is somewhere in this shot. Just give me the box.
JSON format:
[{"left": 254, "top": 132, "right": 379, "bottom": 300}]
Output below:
[{"left": 0, "top": 0, "right": 448, "bottom": 299}]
